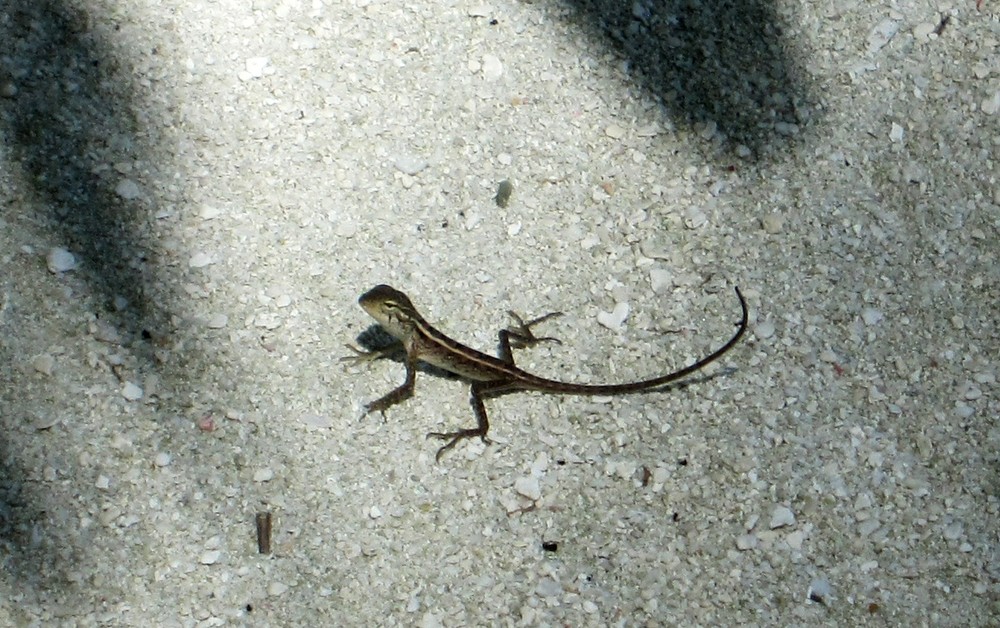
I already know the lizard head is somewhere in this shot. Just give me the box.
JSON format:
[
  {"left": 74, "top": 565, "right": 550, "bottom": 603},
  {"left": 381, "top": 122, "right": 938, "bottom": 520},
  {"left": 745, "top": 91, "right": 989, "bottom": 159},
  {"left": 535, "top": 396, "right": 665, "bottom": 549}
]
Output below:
[{"left": 358, "top": 284, "right": 421, "bottom": 339}]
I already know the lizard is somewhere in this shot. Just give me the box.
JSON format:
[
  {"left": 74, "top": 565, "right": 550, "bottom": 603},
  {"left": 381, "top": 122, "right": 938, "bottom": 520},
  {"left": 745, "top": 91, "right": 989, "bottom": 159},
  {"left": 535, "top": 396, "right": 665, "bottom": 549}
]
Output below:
[{"left": 346, "top": 284, "right": 748, "bottom": 460}]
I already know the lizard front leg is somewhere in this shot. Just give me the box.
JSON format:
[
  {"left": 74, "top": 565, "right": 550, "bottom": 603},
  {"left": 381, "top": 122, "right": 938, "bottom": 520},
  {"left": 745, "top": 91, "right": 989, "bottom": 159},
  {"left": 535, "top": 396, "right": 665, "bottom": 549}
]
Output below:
[{"left": 363, "top": 354, "right": 417, "bottom": 415}]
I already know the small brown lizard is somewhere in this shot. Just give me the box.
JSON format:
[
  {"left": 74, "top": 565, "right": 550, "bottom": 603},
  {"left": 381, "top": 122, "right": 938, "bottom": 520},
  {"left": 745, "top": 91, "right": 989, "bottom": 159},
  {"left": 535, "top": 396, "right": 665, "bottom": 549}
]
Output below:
[{"left": 347, "top": 284, "right": 748, "bottom": 459}]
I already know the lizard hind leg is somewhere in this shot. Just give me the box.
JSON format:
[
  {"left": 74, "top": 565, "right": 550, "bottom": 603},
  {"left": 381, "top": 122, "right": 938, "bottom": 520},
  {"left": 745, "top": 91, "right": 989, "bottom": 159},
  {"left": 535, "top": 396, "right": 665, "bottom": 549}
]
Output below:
[
  {"left": 427, "top": 381, "right": 497, "bottom": 461},
  {"left": 499, "top": 310, "right": 563, "bottom": 363}
]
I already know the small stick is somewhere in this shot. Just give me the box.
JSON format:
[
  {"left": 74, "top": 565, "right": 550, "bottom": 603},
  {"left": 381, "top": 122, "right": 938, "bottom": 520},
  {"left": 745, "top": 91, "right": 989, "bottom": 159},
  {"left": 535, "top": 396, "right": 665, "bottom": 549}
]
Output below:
[{"left": 255, "top": 511, "right": 272, "bottom": 555}]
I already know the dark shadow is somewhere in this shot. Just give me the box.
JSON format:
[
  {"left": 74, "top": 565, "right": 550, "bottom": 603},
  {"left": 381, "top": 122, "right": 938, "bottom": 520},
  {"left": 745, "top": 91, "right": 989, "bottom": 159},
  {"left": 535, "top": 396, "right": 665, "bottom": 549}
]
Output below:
[
  {"left": 0, "top": 0, "right": 180, "bottom": 601},
  {"left": 560, "top": 0, "right": 812, "bottom": 158},
  {"left": 1, "top": 1, "right": 167, "bottom": 331}
]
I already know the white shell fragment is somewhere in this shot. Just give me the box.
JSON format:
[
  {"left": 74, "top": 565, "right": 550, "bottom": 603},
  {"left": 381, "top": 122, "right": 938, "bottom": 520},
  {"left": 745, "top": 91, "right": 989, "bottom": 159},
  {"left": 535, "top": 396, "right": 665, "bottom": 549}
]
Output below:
[
  {"left": 254, "top": 468, "right": 275, "bottom": 482},
  {"left": 982, "top": 91, "right": 1000, "bottom": 115},
  {"left": 199, "top": 550, "right": 222, "bottom": 565},
  {"left": 121, "top": 382, "right": 144, "bottom": 401},
  {"left": 868, "top": 18, "right": 900, "bottom": 53},
  {"left": 649, "top": 268, "right": 673, "bottom": 294},
  {"left": 206, "top": 314, "right": 229, "bottom": 329},
  {"left": 481, "top": 54, "right": 503, "bottom": 81},
  {"left": 189, "top": 252, "right": 213, "bottom": 268},
  {"left": 514, "top": 476, "right": 542, "bottom": 501},
  {"left": 115, "top": 179, "right": 142, "bottom": 200},
  {"left": 683, "top": 206, "right": 707, "bottom": 229},
  {"left": 597, "top": 302, "right": 630, "bottom": 331},
  {"left": 769, "top": 505, "right": 796, "bottom": 529},
  {"left": 268, "top": 582, "right": 289, "bottom": 597},
  {"left": 46, "top": 247, "right": 78, "bottom": 273},
  {"left": 755, "top": 319, "right": 776, "bottom": 339},
  {"left": 243, "top": 56, "right": 270, "bottom": 79},
  {"left": 861, "top": 308, "right": 883, "bottom": 326},
  {"left": 394, "top": 154, "right": 428, "bottom": 176}
]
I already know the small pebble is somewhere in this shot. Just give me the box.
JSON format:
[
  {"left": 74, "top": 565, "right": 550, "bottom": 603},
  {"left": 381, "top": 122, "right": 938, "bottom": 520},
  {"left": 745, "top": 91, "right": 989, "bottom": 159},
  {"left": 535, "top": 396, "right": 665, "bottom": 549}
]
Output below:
[
  {"left": 0, "top": 81, "right": 16, "bottom": 98},
  {"left": 32, "top": 354, "right": 55, "bottom": 376},
  {"left": 46, "top": 247, "right": 78, "bottom": 273},
  {"left": 199, "top": 205, "right": 223, "bottom": 220},
  {"left": 154, "top": 452, "right": 172, "bottom": 467},
  {"left": 755, "top": 319, "right": 775, "bottom": 339},
  {"left": 34, "top": 416, "right": 60, "bottom": 430},
  {"left": 206, "top": 314, "right": 228, "bottom": 329},
  {"left": 394, "top": 154, "right": 427, "bottom": 176},
  {"left": 494, "top": 180, "right": 513, "bottom": 207},
  {"left": 254, "top": 468, "right": 275, "bottom": 482},
  {"left": 861, "top": 308, "right": 883, "bottom": 326},
  {"left": 514, "top": 476, "right": 541, "bottom": 501},
  {"left": 683, "top": 206, "right": 707, "bottom": 229},
  {"left": 244, "top": 56, "right": 270, "bottom": 78},
  {"left": 913, "top": 22, "right": 936, "bottom": 38},
  {"left": 189, "top": 252, "right": 213, "bottom": 268},
  {"left": 649, "top": 268, "right": 672, "bottom": 294},
  {"left": 268, "top": 582, "right": 289, "bottom": 597},
  {"left": 761, "top": 213, "right": 784, "bottom": 234},
  {"left": 808, "top": 578, "right": 832, "bottom": 603},
  {"left": 122, "top": 382, "right": 144, "bottom": 401},
  {"left": 481, "top": 54, "right": 503, "bottom": 81},
  {"left": 774, "top": 122, "right": 798, "bottom": 136},
  {"left": 982, "top": 91, "right": 1000, "bottom": 115},
  {"left": 336, "top": 220, "right": 359, "bottom": 237},
  {"left": 786, "top": 530, "right": 805, "bottom": 550},
  {"left": 300, "top": 414, "right": 333, "bottom": 428},
  {"left": 605, "top": 124, "right": 625, "bottom": 139},
  {"left": 889, "top": 122, "right": 904, "bottom": 142},
  {"left": 91, "top": 320, "right": 122, "bottom": 344},
  {"left": 199, "top": 549, "right": 222, "bottom": 565},
  {"left": 943, "top": 521, "right": 963, "bottom": 540},
  {"left": 535, "top": 578, "right": 562, "bottom": 598},
  {"left": 597, "top": 302, "right": 629, "bottom": 331},
  {"left": 580, "top": 233, "right": 601, "bottom": 250},
  {"left": 95, "top": 475, "right": 110, "bottom": 490},
  {"left": 736, "top": 534, "right": 758, "bottom": 550},
  {"left": 640, "top": 236, "right": 672, "bottom": 260},
  {"left": 868, "top": 18, "right": 900, "bottom": 53},
  {"left": 115, "top": 179, "right": 141, "bottom": 200},
  {"left": 769, "top": 505, "right": 796, "bottom": 529}
]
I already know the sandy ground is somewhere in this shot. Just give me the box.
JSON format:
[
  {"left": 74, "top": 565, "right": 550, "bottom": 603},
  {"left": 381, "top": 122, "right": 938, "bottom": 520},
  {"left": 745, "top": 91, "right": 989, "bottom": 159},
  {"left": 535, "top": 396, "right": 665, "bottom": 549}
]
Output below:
[{"left": 1, "top": 0, "right": 997, "bottom": 625}]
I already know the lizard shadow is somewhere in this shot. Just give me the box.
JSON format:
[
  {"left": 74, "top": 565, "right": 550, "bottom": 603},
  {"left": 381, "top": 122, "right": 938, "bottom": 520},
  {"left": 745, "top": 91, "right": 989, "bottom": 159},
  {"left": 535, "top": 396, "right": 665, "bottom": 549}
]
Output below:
[{"left": 350, "top": 325, "right": 461, "bottom": 381}]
